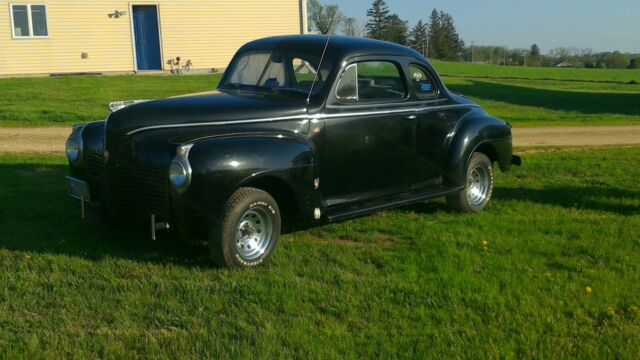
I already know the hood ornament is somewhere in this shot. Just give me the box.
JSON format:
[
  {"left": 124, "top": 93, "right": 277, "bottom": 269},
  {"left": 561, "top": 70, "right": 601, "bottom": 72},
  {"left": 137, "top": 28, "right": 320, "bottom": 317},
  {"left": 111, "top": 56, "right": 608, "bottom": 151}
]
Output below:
[{"left": 108, "top": 99, "right": 151, "bottom": 113}]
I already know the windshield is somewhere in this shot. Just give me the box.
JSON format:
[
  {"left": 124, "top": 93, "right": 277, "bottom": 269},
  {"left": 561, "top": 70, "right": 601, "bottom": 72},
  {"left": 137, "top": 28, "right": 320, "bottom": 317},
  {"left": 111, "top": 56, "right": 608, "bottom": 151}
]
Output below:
[{"left": 219, "top": 50, "right": 333, "bottom": 99}]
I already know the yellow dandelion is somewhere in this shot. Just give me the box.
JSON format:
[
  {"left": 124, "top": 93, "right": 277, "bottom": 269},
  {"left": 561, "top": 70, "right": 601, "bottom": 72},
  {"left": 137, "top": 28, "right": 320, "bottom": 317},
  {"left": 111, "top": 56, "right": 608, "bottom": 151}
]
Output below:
[
  {"left": 585, "top": 286, "right": 593, "bottom": 294},
  {"left": 482, "top": 240, "right": 488, "bottom": 247}
]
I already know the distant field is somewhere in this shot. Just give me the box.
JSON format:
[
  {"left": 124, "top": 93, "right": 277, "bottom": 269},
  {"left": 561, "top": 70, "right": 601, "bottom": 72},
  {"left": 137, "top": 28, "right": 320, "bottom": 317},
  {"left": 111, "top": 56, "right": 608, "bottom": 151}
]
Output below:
[
  {"left": 443, "top": 77, "right": 640, "bottom": 126},
  {"left": 1, "top": 61, "right": 639, "bottom": 127},
  {"left": 432, "top": 60, "right": 640, "bottom": 84},
  {"left": 1, "top": 146, "right": 639, "bottom": 357},
  {"left": 429, "top": 61, "right": 640, "bottom": 126}
]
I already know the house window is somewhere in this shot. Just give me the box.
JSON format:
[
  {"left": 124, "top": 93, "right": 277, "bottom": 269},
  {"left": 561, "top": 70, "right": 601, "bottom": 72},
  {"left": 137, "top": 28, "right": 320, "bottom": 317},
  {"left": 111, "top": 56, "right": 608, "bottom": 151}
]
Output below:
[{"left": 11, "top": 4, "right": 49, "bottom": 38}]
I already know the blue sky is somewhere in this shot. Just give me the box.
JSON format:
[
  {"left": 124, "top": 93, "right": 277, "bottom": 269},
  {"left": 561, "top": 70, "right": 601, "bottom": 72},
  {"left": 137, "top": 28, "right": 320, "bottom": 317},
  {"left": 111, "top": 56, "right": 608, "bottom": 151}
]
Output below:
[{"left": 336, "top": 0, "right": 639, "bottom": 53}]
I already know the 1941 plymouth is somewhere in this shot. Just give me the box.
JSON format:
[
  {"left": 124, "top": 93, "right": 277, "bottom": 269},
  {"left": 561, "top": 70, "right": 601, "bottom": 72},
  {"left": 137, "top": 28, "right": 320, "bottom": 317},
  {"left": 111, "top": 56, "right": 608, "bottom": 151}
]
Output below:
[{"left": 65, "top": 35, "right": 521, "bottom": 269}]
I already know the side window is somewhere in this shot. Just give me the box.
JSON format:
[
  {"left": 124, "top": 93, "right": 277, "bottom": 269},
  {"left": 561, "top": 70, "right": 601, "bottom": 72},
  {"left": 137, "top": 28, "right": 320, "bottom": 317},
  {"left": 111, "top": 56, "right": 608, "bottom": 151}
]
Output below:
[
  {"left": 11, "top": 4, "right": 49, "bottom": 38},
  {"left": 408, "top": 65, "right": 437, "bottom": 98},
  {"left": 259, "top": 54, "right": 286, "bottom": 88},
  {"left": 335, "top": 64, "right": 357, "bottom": 100},
  {"left": 335, "top": 61, "right": 406, "bottom": 102},
  {"left": 293, "top": 59, "right": 317, "bottom": 84}
]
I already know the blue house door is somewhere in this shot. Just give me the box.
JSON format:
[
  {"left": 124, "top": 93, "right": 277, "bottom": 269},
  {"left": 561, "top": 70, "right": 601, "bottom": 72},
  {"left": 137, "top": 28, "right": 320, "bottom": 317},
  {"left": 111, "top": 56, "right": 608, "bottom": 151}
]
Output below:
[{"left": 132, "top": 5, "right": 162, "bottom": 71}]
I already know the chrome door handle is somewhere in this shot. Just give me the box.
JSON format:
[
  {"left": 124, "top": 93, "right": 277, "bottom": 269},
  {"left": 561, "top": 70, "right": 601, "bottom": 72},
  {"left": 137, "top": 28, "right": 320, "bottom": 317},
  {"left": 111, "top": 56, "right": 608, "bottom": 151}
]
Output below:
[{"left": 405, "top": 115, "right": 417, "bottom": 120}]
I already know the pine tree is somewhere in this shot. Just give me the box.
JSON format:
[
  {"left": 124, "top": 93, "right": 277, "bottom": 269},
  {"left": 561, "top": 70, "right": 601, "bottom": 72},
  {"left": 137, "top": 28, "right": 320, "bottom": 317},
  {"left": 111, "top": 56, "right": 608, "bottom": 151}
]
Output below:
[
  {"left": 409, "top": 20, "right": 429, "bottom": 56},
  {"left": 426, "top": 9, "right": 464, "bottom": 61},
  {"left": 530, "top": 43, "right": 541, "bottom": 57},
  {"left": 365, "top": 0, "right": 390, "bottom": 40},
  {"left": 439, "top": 12, "right": 464, "bottom": 60},
  {"left": 385, "top": 14, "right": 408, "bottom": 45},
  {"left": 427, "top": 9, "right": 441, "bottom": 59}
]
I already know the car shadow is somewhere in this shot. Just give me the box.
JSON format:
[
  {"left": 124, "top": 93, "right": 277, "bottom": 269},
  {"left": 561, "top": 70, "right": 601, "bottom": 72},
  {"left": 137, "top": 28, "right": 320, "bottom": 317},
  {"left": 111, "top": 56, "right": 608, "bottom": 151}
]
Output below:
[
  {"left": 1, "top": 161, "right": 637, "bottom": 266},
  {"left": 495, "top": 185, "right": 639, "bottom": 216},
  {"left": 447, "top": 80, "right": 640, "bottom": 116},
  {"left": 392, "top": 185, "right": 639, "bottom": 217},
  {"left": 0, "top": 162, "right": 213, "bottom": 268}
]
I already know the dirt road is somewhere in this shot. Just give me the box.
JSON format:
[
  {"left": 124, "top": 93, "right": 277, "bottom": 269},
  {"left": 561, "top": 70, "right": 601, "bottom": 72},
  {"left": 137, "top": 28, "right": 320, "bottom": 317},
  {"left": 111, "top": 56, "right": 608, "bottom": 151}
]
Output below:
[
  {"left": 1, "top": 125, "right": 639, "bottom": 154},
  {"left": 512, "top": 126, "right": 640, "bottom": 147},
  {"left": 0, "top": 127, "right": 70, "bottom": 154}
]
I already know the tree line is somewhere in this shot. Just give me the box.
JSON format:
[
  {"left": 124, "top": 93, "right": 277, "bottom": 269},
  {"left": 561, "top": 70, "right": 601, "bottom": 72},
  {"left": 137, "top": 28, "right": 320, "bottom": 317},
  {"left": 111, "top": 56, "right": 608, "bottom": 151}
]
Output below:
[
  {"left": 464, "top": 44, "right": 639, "bottom": 69},
  {"left": 307, "top": 0, "right": 640, "bottom": 69},
  {"left": 308, "top": 0, "right": 465, "bottom": 61}
]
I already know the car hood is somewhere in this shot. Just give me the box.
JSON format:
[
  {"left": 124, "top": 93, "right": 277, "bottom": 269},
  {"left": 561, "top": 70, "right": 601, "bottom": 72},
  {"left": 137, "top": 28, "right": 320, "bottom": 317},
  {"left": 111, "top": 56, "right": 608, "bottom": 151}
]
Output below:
[{"left": 105, "top": 90, "right": 308, "bottom": 136}]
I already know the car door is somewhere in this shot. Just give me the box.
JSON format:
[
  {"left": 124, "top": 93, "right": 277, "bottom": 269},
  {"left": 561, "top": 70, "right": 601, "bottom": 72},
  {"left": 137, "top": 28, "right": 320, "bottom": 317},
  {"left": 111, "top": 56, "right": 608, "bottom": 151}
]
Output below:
[
  {"left": 406, "top": 64, "right": 472, "bottom": 186},
  {"left": 321, "top": 59, "right": 416, "bottom": 207}
]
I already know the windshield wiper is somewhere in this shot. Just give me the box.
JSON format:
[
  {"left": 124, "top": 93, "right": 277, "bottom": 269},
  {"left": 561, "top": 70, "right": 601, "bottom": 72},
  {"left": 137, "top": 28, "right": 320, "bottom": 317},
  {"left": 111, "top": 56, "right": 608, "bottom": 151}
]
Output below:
[{"left": 272, "top": 88, "right": 309, "bottom": 96}]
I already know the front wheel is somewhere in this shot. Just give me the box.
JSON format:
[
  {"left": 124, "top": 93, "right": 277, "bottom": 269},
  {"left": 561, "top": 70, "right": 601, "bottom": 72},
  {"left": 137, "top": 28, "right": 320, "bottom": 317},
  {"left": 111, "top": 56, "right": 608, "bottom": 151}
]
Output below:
[
  {"left": 447, "top": 152, "right": 494, "bottom": 213},
  {"left": 209, "top": 187, "right": 281, "bottom": 269}
]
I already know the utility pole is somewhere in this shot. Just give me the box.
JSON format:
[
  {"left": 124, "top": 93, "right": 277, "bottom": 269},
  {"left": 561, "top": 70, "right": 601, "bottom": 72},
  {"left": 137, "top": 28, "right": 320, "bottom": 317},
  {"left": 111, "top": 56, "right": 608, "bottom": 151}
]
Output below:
[
  {"left": 471, "top": 41, "right": 475, "bottom": 63},
  {"left": 425, "top": 35, "right": 429, "bottom": 58}
]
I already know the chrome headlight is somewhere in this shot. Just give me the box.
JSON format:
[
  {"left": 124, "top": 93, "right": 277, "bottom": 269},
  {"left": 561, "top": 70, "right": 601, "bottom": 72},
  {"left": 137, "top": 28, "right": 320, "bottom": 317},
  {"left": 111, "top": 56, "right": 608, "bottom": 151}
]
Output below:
[
  {"left": 65, "top": 124, "right": 85, "bottom": 165},
  {"left": 65, "top": 139, "right": 80, "bottom": 162},
  {"left": 169, "top": 144, "right": 194, "bottom": 194}
]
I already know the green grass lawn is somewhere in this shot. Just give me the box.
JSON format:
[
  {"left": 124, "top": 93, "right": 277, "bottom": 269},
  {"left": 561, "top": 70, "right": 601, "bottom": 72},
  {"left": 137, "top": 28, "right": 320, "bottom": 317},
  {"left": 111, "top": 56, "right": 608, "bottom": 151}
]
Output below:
[
  {"left": 0, "top": 75, "right": 223, "bottom": 127},
  {"left": 1, "top": 147, "right": 639, "bottom": 358},
  {"left": 1, "top": 61, "right": 640, "bottom": 127}
]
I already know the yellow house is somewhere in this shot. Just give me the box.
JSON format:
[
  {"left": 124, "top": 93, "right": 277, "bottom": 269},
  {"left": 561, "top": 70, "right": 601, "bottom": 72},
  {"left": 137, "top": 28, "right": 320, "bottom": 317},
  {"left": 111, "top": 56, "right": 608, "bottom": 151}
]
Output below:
[{"left": 0, "top": 0, "right": 308, "bottom": 76}]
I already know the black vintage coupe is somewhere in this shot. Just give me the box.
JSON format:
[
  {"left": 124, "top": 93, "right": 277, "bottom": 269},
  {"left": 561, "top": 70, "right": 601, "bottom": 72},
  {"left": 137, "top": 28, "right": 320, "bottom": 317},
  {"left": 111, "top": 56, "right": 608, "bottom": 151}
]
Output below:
[{"left": 65, "top": 35, "right": 520, "bottom": 268}]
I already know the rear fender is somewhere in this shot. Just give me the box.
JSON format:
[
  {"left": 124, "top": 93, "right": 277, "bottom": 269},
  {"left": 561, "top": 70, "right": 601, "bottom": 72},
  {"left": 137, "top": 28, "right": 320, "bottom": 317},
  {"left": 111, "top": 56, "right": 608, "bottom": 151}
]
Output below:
[{"left": 445, "top": 114, "right": 513, "bottom": 186}]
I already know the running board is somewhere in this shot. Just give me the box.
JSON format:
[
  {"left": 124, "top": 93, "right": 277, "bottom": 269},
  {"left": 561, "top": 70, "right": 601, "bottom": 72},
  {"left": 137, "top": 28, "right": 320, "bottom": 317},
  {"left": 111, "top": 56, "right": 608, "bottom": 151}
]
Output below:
[{"left": 326, "top": 186, "right": 463, "bottom": 222}]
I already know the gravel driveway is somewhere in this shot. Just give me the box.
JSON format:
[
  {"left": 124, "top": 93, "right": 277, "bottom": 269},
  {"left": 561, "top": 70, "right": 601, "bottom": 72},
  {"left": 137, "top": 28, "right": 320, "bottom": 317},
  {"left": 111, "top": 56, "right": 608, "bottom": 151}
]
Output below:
[{"left": 1, "top": 125, "right": 640, "bottom": 154}]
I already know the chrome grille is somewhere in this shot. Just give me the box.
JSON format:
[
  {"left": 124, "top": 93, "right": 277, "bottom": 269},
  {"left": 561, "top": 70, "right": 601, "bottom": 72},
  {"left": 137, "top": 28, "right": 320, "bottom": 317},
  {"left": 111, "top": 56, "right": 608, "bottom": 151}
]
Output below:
[
  {"left": 86, "top": 150, "right": 109, "bottom": 204},
  {"left": 113, "top": 162, "right": 168, "bottom": 214},
  {"left": 84, "top": 149, "right": 167, "bottom": 214}
]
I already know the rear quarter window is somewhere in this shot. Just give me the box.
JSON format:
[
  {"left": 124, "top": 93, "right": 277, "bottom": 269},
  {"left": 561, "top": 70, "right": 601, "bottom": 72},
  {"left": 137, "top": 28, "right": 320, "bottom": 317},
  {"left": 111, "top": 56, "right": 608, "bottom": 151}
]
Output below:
[{"left": 408, "top": 65, "right": 438, "bottom": 99}]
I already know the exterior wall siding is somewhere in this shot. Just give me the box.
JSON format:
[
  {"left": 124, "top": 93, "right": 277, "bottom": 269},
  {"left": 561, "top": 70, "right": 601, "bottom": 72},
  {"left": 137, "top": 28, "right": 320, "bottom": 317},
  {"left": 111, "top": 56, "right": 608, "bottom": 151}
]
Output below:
[{"left": 0, "top": 0, "right": 304, "bottom": 76}]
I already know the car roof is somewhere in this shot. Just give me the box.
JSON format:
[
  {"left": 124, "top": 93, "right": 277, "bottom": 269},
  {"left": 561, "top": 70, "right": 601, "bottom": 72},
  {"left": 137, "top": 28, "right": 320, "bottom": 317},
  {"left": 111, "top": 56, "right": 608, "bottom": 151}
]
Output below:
[{"left": 240, "top": 35, "right": 427, "bottom": 62}]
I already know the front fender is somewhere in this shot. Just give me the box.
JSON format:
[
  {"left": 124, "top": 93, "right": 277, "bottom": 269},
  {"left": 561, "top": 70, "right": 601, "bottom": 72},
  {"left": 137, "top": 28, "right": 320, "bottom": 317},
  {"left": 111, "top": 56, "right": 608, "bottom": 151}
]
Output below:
[
  {"left": 445, "top": 114, "right": 513, "bottom": 186},
  {"left": 179, "top": 134, "right": 317, "bottom": 218}
]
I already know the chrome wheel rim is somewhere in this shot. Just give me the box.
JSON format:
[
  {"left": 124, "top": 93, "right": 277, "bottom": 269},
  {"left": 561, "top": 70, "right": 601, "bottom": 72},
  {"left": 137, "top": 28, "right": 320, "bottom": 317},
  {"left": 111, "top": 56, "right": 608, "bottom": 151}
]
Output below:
[
  {"left": 235, "top": 208, "right": 273, "bottom": 261},
  {"left": 467, "top": 165, "right": 491, "bottom": 206}
]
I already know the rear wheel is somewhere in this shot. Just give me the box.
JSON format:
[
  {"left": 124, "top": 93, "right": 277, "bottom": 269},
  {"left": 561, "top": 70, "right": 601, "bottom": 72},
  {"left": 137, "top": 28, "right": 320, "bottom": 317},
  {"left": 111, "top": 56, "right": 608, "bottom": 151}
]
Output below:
[
  {"left": 209, "top": 187, "right": 281, "bottom": 269},
  {"left": 447, "top": 152, "right": 494, "bottom": 213}
]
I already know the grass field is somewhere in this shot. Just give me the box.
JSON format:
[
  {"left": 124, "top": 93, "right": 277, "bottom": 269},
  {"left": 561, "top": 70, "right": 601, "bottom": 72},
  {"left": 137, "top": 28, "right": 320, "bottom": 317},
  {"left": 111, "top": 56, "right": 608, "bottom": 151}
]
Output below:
[
  {"left": 0, "top": 75, "right": 223, "bottom": 127},
  {"left": 432, "top": 60, "right": 640, "bottom": 126},
  {"left": 1, "top": 61, "right": 639, "bottom": 127},
  {"left": 432, "top": 60, "right": 640, "bottom": 84},
  {"left": 1, "top": 147, "right": 639, "bottom": 358}
]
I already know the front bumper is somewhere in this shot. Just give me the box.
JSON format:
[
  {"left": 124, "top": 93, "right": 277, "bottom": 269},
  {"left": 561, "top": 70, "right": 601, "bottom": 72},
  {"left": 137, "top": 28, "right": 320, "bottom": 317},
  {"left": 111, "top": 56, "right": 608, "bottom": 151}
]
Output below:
[
  {"left": 65, "top": 176, "right": 92, "bottom": 218},
  {"left": 65, "top": 175, "right": 172, "bottom": 240}
]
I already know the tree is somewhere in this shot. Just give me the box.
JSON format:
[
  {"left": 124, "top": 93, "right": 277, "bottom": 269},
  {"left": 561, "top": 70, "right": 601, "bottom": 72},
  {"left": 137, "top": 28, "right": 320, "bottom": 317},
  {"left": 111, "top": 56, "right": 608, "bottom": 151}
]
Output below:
[
  {"left": 365, "top": 0, "right": 390, "bottom": 40},
  {"left": 427, "top": 9, "right": 441, "bottom": 59},
  {"left": 629, "top": 58, "right": 640, "bottom": 69},
  {"left": 429, "top": 10, "right": 464, "bottom": 61},
  {"left": 308, "top": 0, "right": 343, "bottom": 34},
  {"left": 384, "top": 14, "right": 408, "bottom": 45},
  {"left": 343, "top": 17, "right": 361, "bottom": 37},
  {"left": 530, "top": 44, "right": 540, "bottom": 57},
  {"left": 409, "top": 20, "right": 429, "bottom": 56}
]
